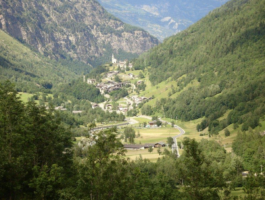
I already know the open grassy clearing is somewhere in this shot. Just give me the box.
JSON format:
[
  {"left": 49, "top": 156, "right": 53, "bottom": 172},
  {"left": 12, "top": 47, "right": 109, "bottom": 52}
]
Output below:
[
  {"left": 133, "top": 127, "right": 179, "bottom": 144},
  {"left": 18, "top": 92, "right": 34, "bottom": 103},
  {"left": 124, "top": 70, "right": 142, "bottom": 77},
  {"left": 132, "top": 117, "right": 151, "bottom": 124},
  {"left": 125, "top": 147, "right": 168, "bottom": 162},
  {"left": 139, "top": 77, "right": 177, "bottom": 103},
  {"left": 18, "top": 92, "right": 53, "bottom": 105}
]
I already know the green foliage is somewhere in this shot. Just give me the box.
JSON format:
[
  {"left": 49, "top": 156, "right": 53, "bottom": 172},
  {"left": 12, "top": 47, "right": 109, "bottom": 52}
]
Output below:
[
  {"left": 48, "top": 96, "right": 125, "bottom": 129},
  {"left": 232, "top": 131, "right": 265, "bottom": 171},
  {"left": 148, "top": 146, "right": 153, "bottom": 153},
  {"left": 57, "top": 79, "right": 104, "bottom": 103},
  {"left": 141, "top": 104, "right": 153, "bottom": 115},
  {"left": 134, "top": 0, "right": 265, "bottom": 133},
  {"left": 225, "top": 129, "right": 231, "bottom": 137},
  {"left": 1, "top": 87, "right": 261, "bottom": 200},
  {"left": 0, "top": 30, "right": 84, "bottom": 93},
  {"left": 167, "top": 137, "right": 174, "bottom": 148},
  {"left": 114, "top": 74, "right": 121, "bottom": 82},
  {"left": 0, "top": 81, "right": 73, "bottom": 199},
  {"left": 176, "top": 138, "right": 226, "bottom": 198},
  {"left": 124, "top": 127, "right": 136, "bottom": 143},
  {"left": 137, "top": 81, "right": 146, "bottom": 91},
  {"left": 139, "top": 71, "right": 145, "bottom": 79},
  {"left": 109, "top": 88, "right": 128, "bottom": 101},
  {"left": 127, "top": 108, "right": 138, "bottom": 116}
]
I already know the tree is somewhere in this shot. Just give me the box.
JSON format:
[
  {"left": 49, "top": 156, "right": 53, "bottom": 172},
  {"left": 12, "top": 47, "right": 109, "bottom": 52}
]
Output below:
[
  {"left": 224, "top": 129, "right": 230, "bottom": 137},
  {"left": 139, "top": 72, "right": 145, "bottom": 79},
  {"left": 156, "top": 120, "right": 162, "bottom": 127},
  {"left": 124, "top": 127, "right": 135, "bottom": 144},
  {"left": 167, "top": 137, "right": 174, "bottom": 148},
  {"left": 176, "top": 138, "right": 225, "bottom": 199},
  {"left": 157, "top": 147, "right": 162, "bottom": 155},
  {"left": 114, "top": 75, "right": 121, "bottom": 82},
  {"left": 0, "top": 81, "right": 73, "bottom": 199},
  {"left": 148, "top": 146, "right": 153, "bottom": 153}
]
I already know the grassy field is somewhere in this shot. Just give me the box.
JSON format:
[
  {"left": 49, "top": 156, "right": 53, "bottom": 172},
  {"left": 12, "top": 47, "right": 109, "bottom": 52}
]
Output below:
[
  {"left": 18, "top": 92, "right": 53, "bottom": 105},
  {"left": 18, "top": 92, "right": 35, "bottom": 102},
  {"left": 132, "top": 117, "right": 150, "bottom": 124},
  {"left": 125, "top": 147, "right": 168, "bottom": 162},
  {"left": 230, "top": 188, "right": 245, "bottom": 197},
  {"left": 133, "top": 127, "right": 179, "bottom": 144}
]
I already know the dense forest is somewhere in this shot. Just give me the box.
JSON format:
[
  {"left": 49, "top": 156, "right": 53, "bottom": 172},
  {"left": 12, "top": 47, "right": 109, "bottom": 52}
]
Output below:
[
  {"left": 56, "top": 79, "right": 105, "bottom": 103},
  {"left": 1, "top": 81, "right": 265, "bottom": 199},
  {"left": 134, "top": 0, "right": 265, "bottom": 134}
]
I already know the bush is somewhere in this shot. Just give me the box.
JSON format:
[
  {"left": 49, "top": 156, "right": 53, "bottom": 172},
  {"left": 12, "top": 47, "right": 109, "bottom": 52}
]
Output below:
[{"left": 224, "top": 129, "right": 230, "bottom": 137}]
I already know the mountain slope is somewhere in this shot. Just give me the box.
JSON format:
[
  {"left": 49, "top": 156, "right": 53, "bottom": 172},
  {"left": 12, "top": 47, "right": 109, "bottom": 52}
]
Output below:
[
  {"left": 0, "top": 29, "right": 81, "bottom": 92},
  {"left": 98, "top": 0, "right": 228, "bottom": 41},
  {"left": 0, "top": 0, "right": 159, "bottom": 67},
  {"left": 134, "top": 0, "right": 265, "bottom": 133}
]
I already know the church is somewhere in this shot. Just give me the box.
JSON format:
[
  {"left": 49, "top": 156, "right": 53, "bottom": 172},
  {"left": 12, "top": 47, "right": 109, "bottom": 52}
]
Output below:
[{"left": 112, "top": 54, "right": 117, "bottom": 64}]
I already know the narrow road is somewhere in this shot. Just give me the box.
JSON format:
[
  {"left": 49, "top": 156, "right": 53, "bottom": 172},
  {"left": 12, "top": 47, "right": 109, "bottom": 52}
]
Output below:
[
  {"left": 158, "top": 118, "right": 185, "bottom": 157},
  {"left": 172, "top": 125, "right": 186, "bottom": 157}
]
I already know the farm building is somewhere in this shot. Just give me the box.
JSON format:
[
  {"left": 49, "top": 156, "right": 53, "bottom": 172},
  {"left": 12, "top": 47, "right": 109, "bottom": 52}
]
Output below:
[
  {"left": 154, "top": 142, "right": 166, "bottom": 148},
  {"left": 123, "top": 144, "right": 146, "bottom": 150}
]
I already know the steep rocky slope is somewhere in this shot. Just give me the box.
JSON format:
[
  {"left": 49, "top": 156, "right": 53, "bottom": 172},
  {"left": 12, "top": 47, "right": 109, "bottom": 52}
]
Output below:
[
  {"left": 0, "top": 29, "right": 81, "bottom": 92},
  {"left": 0, "top": 0, "right": 159, "bottom": 66}
]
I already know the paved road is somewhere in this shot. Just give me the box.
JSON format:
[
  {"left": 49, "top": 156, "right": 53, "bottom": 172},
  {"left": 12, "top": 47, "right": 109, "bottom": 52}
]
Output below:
[
  {"left": 172, "top": 125, "right": 186, "bottom": 157},
  {"left": 158, "top": 118, "right": 185, "bottom": 157}
]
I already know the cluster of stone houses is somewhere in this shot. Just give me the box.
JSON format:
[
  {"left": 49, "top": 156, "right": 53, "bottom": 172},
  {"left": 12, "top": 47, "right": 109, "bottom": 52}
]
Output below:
[
  {"left": 147, "top": 120, "right": 158, "bottom": 128},
  {"left": 131, "top": 95, "right": 152, "bottom": 106},
  {"left": 117, "top": 106, "right": 128, "bottom": 113},
  {"left": 87, "top": 78, "right": 96, "bottom": 84},
  {"left": 55, "top": 106, "right": 67, "bottom": 111},
  {"left": 55, "top": 106, "right": 83, "bottom": 114},
  {"left": 92, "top": 104, "right": 99, "bottom": 109},
  {"left": 96, "top": 81, "right": 129, "bottom": 94},
  {"left": 123, "top": 142, "right": 166, "bottom": 150}
]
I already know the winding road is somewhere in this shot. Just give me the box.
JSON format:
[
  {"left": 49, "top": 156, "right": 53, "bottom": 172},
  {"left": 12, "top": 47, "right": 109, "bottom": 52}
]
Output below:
[{"left": 158, "top": 118, "right": 186, "bottom": 157}]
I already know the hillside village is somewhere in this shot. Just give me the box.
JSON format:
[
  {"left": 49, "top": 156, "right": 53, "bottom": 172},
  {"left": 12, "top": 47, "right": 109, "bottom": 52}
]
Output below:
[{"left": 83, "top": 54, "right": 152, "bottom": 115}]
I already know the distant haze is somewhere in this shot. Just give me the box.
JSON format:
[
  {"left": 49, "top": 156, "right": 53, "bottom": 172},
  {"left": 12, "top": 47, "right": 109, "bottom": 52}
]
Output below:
[{"left": 98, "top": 0, "right": 229, "bottom": 41}]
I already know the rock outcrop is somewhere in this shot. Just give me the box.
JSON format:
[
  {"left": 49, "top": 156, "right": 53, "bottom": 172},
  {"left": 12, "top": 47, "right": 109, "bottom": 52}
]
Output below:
[{"left": 0, "top": 0, "right": 159, "bottom": 66}]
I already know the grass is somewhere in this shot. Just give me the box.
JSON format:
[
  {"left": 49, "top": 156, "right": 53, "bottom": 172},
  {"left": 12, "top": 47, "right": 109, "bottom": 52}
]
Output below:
[
  {"left": 18, "top": 92, "right": 34, "bottom": 102},
  {"left": 0, "top": 30, "right": 78, "bottom": 85},
  {"left": 132, "top": 117, "right": 150, "bottom": 124},
  {"left": 133, "top": 127, "right": 179, "bottom": 144},
  {"left": 230, "top": 187, "right": 245, "bottom": 197},
  {"left": 125, "top": 147, "right": 169, "bottom": 162}
]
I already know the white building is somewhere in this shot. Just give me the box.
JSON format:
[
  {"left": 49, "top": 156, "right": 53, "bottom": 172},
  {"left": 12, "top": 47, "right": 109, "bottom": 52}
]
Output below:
[{"left": 112, "top": 54, "right": 117, "bottom": 64}]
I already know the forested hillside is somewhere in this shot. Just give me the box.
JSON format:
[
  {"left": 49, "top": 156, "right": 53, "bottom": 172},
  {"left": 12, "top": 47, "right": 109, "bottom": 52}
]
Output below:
[
  {"left": 0, "top": 30, "right": 87, "bottom": 92},
  {"left": 135, "top": 0, "right": 265, "bottom": 134},
  {"left": 0, "top": 0, "right": 158, "bottom": 66}
]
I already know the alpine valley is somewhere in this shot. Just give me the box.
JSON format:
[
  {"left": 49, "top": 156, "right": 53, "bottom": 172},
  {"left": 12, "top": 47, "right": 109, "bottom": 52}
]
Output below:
[{"left": 1, "top": 0, "right": 265, "bottom": 199}]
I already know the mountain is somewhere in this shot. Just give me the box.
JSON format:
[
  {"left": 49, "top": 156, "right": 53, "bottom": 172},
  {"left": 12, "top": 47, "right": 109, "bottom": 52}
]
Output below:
[
  {"left": 0, "top": 29, "right": 83, "bottom": 92},
  {"left": 0, "top": 0, "right": 159, "bottom": 67},
  {"left": 97, "top": 0, "right": 228, "bottom": 41},
  {"left": 134, "top": 0, "right": 265, "bottom": 133}
]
